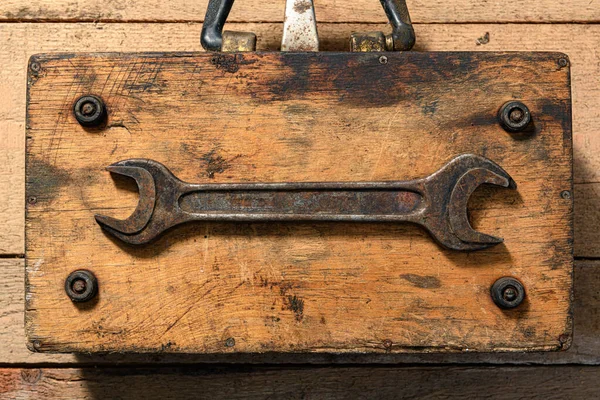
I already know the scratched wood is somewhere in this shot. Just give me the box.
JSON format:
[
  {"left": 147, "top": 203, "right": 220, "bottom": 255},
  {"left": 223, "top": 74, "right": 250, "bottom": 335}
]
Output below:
[
  {"left": 25, "top": 51, "right": 572, "bottom": 354},
  {"left": 1, "top": 0, "right": 599, "bottom": 23},
  {"left": 6, "top": 260, "right": 600, "bottom": 364},
  {"left": 2, "top": 23, "right": 600, "bottom": 257}
]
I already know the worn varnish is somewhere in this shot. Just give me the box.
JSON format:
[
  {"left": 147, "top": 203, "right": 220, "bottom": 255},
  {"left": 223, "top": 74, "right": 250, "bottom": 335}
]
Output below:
[{"left": 25, "top": 51, "right": 572, "bottom": 354}]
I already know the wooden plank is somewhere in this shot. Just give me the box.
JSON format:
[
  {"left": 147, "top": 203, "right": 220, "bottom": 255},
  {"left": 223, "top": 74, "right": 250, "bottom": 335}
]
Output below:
[
  {"left": 25, "top": 51, "right": 572, "bottom": 354},
  {"left": 1, "top": 0, "right": 599, "bottom": 23},
  {"left": 3, "top": 365, "right": 600, "bottom": 398},
  {"left": 2, "top": 259, "right": 600, "bottom": 364},
  {"left": 1, "top": 23, "right": 599, "bottom": 257}
]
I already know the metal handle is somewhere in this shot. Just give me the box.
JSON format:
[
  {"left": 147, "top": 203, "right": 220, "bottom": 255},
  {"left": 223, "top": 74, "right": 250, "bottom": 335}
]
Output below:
[
  {"left": 380, "top": 0, "right": 415, "bottom": 51},
  {"left": 201, "top": 0, "right": 234, "bottom": 51},
  {"left": 200, "top": 0, "right": 415, "bottom": 51}
]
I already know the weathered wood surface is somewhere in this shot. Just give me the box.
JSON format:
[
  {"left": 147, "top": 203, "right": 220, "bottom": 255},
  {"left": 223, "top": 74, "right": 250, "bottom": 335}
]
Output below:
[
  {"left": 4, "top": 259, "right": 600, "bottom": 364},
  {"left": 3, "top": 365, "right": 600, "bottom": 399},
  {"left": 1, "top": 23, "right": 599, "bottom": 257},
  {"left": 2, "top": 0, "right": 599, "bottom": 23},
  {"left": 25, "top": 51, "right": 572, "bottom": 354}
]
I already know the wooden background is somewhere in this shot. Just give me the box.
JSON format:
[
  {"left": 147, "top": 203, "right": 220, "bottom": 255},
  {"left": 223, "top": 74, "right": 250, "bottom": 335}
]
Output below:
[{"left": 1, "top": 0, "right": 600, "bottom": 398}]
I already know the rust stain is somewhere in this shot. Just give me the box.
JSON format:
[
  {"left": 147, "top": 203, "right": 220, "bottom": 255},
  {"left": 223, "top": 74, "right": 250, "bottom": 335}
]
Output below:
[
  {"left": 400, "top": 274, "right": 442, "bottom": 289},
  {"left": 293, "top": 0, "right": 312, "bottom": 14}
]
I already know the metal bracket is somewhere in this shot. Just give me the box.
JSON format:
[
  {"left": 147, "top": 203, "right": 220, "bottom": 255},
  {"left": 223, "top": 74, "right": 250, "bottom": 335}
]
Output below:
[{"left": 200, "top": 0, "right": 415, "bottom": 52}]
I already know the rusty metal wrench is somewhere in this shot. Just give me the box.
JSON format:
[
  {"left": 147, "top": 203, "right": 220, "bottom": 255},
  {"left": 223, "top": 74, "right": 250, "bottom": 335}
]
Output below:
[{"left": 95, "top": 154, "right": 516, "bottom": 251}]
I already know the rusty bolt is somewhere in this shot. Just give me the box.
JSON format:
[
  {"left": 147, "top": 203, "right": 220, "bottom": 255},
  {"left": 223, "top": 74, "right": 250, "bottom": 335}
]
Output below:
[
  {"left": 382, "top": 339, "right": 393, "bottom": 350},
  {"left": 73, "top": 95, "right": 106, "bottom": 127},
  {"left": 491, "top": 277, "right": 525, "bottom": 309},
  {"left": 498, "top": 101, "right": 532, "bottom": 133},
  {"left": 379, "top": 55, "right": 388, "bottom": 65},
  {"left": 225, "top": 337, "right": 236, "bottom": 347},
  {"left": 561, "top": 190, "right": 572, "bottom": 200},
  {"left": 558, "top": 57, "right": 569, "bottom": 68},
  {"left": 65, "top": 270, "right": 98, "bottom": 302}
]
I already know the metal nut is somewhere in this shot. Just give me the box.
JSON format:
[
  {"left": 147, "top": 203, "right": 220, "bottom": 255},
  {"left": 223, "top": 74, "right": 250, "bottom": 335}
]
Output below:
[
  {"left": 498, "top": 101, "right": 532, "bottom": 133},
  {"left": 65, "top": 270, "right": 98, "bottom": 302},
  {"left": 73, "top": 95, "right": 106, "bottom": 127},
  {"left": 491, "top": 277, "right": 525, "bottom": 309}
]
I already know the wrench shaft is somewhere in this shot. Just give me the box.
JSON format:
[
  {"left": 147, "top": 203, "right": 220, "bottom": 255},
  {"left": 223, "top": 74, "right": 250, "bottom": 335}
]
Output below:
[{"left": 178, "top": 184, "right": 423, "bottom": 222}]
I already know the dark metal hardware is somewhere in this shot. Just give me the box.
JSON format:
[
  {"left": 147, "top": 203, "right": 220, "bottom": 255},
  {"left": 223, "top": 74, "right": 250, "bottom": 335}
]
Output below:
[
  {"left": 498, "top": 101, "right": 532, "bottom": 133},
  {"left": 65, "top": 270, "right": 98, "bottom": 302},
  {"left": 74, "top": 95, "right": 106, "bottom": 127},
  {"left": 491, "top": 277, "right": 525, "bottom": 309},
  {"left": 95, "top": 154, "right": 516, "bottom": 251},
  {"left": 201, "top": 0, "right": 415, "bottom": 52}
]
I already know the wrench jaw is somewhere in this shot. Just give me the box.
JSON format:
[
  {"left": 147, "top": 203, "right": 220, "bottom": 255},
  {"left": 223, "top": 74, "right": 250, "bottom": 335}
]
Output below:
[
  {"left": 422, "top": 154, "right": 517, "bottom": 251},
  {"left": 94, "top": 159, "right": 182, "bottom": 245}
]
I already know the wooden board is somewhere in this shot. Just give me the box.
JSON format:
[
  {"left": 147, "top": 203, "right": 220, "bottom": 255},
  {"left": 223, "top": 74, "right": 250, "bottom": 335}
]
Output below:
[
  {"left": 5, "top": 260, "right": 600, "bottom": 364},
  {"left": 3, "top": 365, "right": 600, "bottom": 399},
  {"left": 26, "top": 51, "right": 572, "bottom": 354},
  {"left": 1, "top": 23, "right": 600, "bottom": 257},
  {"left": 2, "top": 0, "right": 599, "bottom": 23}
]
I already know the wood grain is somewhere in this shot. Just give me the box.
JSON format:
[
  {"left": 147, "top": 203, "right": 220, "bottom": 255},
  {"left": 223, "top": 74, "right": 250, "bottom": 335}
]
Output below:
[
  {"left": 25, "top": 51, "right": 572, "bottom": 354},
  {"left": 3, "top": 365, "right": 600, "bottom": 399},
  {"left": 1, "top": 23, "right": 599, "bottom": 256},
  {"left": 4, "top": 259, "right": 600, "bottom": 364},
  {"left": 1, "top": 0, "right": 599, "bottom": 23}
]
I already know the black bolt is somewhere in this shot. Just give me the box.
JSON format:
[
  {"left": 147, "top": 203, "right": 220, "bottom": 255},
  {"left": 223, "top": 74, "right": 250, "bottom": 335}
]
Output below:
[
  {"left": 73, "top": 95, "right": 106, "bottom": 127},
  {"left": 225, "top": 337, "right": 236, "bottom": 347},
  {"left": 65, "top": 270, "right": 98, "bottom": 302},
  {"left": 561, "top": 190, "right": 571, "bottom": 200},
  {"left": 491, "top": 277, "right": 525, "bottom": 309},
  {"left": 498, "top": 101, "right": 532, "bottom": 133},
  {"left": 379, "top": 55, "right": 388, "bottom": 65},
  {"left": 558, "top": 57, "right": 569, "bottom": 68}
]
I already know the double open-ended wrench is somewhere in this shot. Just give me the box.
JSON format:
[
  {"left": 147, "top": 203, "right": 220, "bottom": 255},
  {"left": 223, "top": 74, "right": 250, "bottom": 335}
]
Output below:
[{"left": 95, "top": 154, "right": 516, "bottom": 251}]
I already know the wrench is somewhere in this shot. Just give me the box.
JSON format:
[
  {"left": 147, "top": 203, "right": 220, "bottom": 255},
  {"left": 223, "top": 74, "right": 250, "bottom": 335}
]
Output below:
[{"left": 95, "top": 154, "right": 516, "bottom": 251}]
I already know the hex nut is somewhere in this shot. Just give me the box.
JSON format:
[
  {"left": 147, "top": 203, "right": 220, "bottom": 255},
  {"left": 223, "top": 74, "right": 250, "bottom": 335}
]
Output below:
[
  {"left": 73, "top": 95, "right": 106, "bottom": 127},
  {"left": 498, "top": 101, "right": 532, "bottom": 133},
  {"left": 491, "top": 277, "right": 525, "bottom": 309},
  {"left": 65, "top": 270, "right": 98, "bottom": 302}
]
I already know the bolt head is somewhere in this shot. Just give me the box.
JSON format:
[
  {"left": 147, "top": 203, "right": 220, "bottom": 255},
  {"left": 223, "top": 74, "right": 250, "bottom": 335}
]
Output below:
[
  {"left": 379, "top": 55, "right": 388, "bottom": 65},
  {"left": 30, "top": 62, "right": 41, "bottom": 73},
  {"left": 498, "top": 101, "right": 532, "bottom": 133},
  {"left": 225, "top": 337, "right": 236, "bottom": 347},
  {"left": 65, "top": 270, "right": 98, "bottom": 302},
  {"left": 491, "top": 277, "right": 525, "bottom": 309},
  {"left": 561, "top": 190, "right": 572, "bottom": 200},
  {"left": 74, "top": 95, "right": 106, "bottom": 127},
  {"left": 558, "top": 57, "right": 569, "bottom": 68}
]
